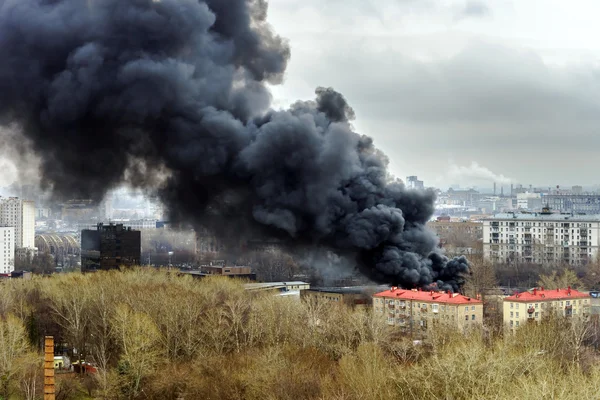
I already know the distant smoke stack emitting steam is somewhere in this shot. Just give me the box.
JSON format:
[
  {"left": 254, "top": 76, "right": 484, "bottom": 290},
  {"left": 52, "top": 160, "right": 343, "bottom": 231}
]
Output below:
[{"left": 0, "top": 0, "right": 468, "bottom": 290}]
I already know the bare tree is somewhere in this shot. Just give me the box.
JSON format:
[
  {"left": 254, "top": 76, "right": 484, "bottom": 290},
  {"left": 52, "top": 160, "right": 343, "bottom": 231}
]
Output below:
[
  {"left": 112, "top": 304, "right": 161, "bottom": 399},
  {"left": 0, "top": 315, "right": 32, "bottom": 398},
  {"left": 462, "top": 259, "right": 497, "bottom": 298},
  {"left": 538, "top": 269, "right": 582, "bottom": 290}
]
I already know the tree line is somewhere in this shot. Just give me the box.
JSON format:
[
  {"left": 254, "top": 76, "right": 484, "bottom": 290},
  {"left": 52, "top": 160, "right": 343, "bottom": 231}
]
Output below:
[{"left": 1, "top": 268, "right": 600, "bottom": 399}]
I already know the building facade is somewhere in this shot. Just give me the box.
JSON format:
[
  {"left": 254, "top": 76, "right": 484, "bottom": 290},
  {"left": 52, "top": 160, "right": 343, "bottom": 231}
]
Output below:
[
  {"left": 244, "top": 281, "right": 310, "bottom": 300},
  {"left": 543, "top": 194, "right": 600, "bottom": 214},
  {"left": 373, "top": 288, "right": 483, "bottom": 336},
  {"left": 503, "top": 287, "right": 590, "bottom": 330},
  {"left": 0, "top": 227, "right": 15, "bottom": 274},
  {"left": 516, "top": 193, "right": 543, "bottom": 210},
  {"left": 483, "top": 210, "right": 600, "bottom": 265},
  {"left": 81, "top": 223, "right": 141, "bottom": 272},
  {"left": 406, "top": 176, "right": 424, "bottom": 190},
  {"left": 0, "top": 197, "right": 35, "bottom": 250},
  {"left": 302, "top": 287, "right": 376, "bottom": 309}
]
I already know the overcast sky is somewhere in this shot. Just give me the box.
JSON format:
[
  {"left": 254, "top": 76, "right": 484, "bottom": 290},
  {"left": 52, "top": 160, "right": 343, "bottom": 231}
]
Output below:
[
  {"left": 266, "top": 0, "right": 600, "bottom": 189},
  {"left": 1, "top": 0, "right": 598, "bottom": 191}
]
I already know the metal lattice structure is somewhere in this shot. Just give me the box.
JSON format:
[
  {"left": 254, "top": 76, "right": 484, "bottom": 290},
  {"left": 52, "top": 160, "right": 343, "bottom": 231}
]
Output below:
[{"left": 35, "top": 234, "right": 80, "bottom": 257}]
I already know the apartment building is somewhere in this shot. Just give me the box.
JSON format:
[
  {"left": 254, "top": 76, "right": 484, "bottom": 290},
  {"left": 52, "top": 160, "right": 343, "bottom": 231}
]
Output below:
[
  {"left": 373, "top": 288, "right": 483, "bottom": 336},
  {"left": 0, "top": 227, "right": 15, "bottom": 274},
  {"left": 483, "top": 208, "right": 600, "bottom": 265},
  {"left": 503, "top": 287, "right": 590, "bottom": 330},
  {"left": 0, "top": 197, "right": 35, "bottom": 250}
]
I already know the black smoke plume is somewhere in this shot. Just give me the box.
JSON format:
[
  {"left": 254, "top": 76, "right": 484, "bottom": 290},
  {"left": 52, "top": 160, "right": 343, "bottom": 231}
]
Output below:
[{"left": 0, "top": 0, "right": 468, "bottom": 290}]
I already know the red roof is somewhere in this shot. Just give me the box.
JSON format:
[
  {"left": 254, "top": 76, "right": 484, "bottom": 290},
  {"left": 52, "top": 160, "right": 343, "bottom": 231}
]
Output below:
[
  {"left": 373, "top": 288, "right": 482, "bottom": 305},
  {"left": 504, "top": 287, "right": 589, "bottom": 302}
]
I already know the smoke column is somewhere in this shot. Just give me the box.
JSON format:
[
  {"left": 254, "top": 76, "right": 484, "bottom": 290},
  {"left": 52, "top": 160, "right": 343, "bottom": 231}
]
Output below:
[{"left": 0, "top": 0, "right": 468, "bottom": 290}]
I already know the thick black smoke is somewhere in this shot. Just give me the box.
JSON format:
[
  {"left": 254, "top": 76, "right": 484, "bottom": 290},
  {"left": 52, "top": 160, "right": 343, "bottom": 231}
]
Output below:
[{"left": 0, "top": 0, "right": 468, "bottom": 290}]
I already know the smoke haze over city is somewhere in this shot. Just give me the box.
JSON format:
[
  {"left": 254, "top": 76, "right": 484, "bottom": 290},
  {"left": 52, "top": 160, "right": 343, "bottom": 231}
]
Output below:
[{"left": 0, "top": 0, "right": 468, "bottom": 290}]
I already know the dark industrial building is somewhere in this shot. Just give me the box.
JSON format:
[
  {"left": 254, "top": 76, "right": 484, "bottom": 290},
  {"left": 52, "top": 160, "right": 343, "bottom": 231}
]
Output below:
[{"left": 81, "top": 223, "right": 141, "bottom": 272}]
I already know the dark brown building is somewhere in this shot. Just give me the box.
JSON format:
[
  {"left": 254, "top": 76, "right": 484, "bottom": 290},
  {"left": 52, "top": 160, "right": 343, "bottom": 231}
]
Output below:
[{"left": 81, "top": 223, "right": 140, "bottom": 272}]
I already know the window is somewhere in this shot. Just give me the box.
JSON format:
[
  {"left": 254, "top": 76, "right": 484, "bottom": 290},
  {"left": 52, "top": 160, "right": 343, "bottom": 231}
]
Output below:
[
  {"left": 510, "top": 303, "right": 514, "bottom": 309},
  {"left": 516, "top": 312, "right": 519, "bottom": 318},
  {"left": 471, "top": 306, "right": 475, "bottom": 311},
  {"left": 516, "top": 321, "right": 520, "bottom": 327},
  {"left": 535, "top": 303, "right": 539, "bottom": 308},
  {"left": 465, "top": 306, "right": 469, "bottom": 312},
  {"left": 516, "top": 303, "right": 520, "bottom": 309},
  {"left": 535, "top": 312, "right": 539, "bottom": 317},
  {"left": 472, "top": 315, "right": 475, "bottom": 320},
  {"left": 465, "top": 315, "right": 468, "bottom": 321},
  {"left": 510, "top": 320, "right": 513, "bottom": 327},
  {"left": 432, "top": 304, "right": 439, "bottom": 312},
  {"left": 510, "top": 312, "right": 513, "bottom": 317}
]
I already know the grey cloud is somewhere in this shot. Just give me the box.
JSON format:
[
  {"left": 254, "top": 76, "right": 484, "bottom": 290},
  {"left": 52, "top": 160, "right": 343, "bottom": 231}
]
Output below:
[
  {"left": 286, "top": 37, "right": 600, "bottom": 185},
  {"left": 305, "top": 41, "right": 600, "bottom": 128}
]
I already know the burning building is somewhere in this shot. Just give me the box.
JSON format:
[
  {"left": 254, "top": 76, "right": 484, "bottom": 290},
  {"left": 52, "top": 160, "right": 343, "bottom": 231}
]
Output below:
[{"left": 81, "top": 223, "right": 140, "bottom": 272}]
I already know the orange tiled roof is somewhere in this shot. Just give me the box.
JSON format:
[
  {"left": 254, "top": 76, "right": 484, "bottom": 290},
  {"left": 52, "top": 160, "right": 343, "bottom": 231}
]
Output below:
[{"left": 505, "top": 287, "right": 589, "bottom": 302}]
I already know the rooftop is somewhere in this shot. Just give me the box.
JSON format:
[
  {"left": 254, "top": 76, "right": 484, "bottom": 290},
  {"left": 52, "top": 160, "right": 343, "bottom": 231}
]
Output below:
[
  {"left": 308, "top": 286, "right": 389, "bottom": 295},
  {"left": 243, "top": 281, "right": 309, "bottom": 290},
  {"left": 374, "top": 288, "right": 482, "bottom": 305},
  {"left": 504, "top": 287, "right": 589, "bottom": 302},
  {"left": 486, "top": 212, "right": 600, "bottom": 222}
]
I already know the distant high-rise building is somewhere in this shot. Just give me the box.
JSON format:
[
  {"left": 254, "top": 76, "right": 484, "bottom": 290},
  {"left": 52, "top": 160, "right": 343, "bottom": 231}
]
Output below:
[
  {"left": 81, "top": 223, "right": 141, "bottom": 272},
  {"left": 406, "top": 176, "right": 424, "bottom": 190},
  {"left": 0, "top": 197, "right": 35, "bottom": 250},
  {"left": 0, "top": 227, "right": 15, "bottom": 274},
  {"left": 572, "top": 186, "right": 583, "bottom": 195}
]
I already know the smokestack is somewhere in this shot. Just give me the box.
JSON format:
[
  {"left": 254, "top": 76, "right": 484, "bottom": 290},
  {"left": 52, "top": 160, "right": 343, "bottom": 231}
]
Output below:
[
  {"left": 0, "top": 0, "right": 469, "bottom": 291},
  {"left": 493, "top": 182, "right": 496, "bottom": 196},
  {"left": 500, "top": 186, "right": 504, "bottom": 197},
  {"left": 44, "top": 336, "right": 55, "bottom": 400}
]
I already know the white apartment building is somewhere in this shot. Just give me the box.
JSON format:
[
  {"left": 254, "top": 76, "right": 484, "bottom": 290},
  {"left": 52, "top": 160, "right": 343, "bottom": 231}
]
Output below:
[
  {"left": 483, "top": 208, "right": 600, "bottom": 265},
  {"left": 0, "top": 227, "right": 15, "bottom": 274},
  {"left": 0, "top": 197, "right": 35, "bottom": 250}
]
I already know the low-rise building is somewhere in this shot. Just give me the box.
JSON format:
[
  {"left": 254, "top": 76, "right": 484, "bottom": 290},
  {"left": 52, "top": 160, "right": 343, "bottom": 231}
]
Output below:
[
  {"left": 373, "top": 288, "right": 483, "bottom": 336},
  {"left": 589, "top": 291, "right": 600, "bottom": 316},
  {"left": 302, "top": 287, "right": 382, "bottom": 309},
  {"left": 244, "top": 281, "right": 310, "bottom": 299},
  {"left": 503, "top": 287, "right": 590, "bottom": 330}
]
